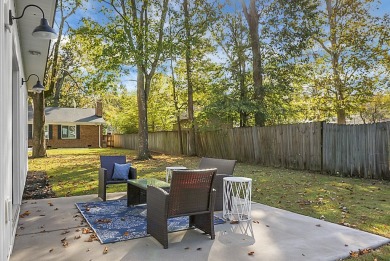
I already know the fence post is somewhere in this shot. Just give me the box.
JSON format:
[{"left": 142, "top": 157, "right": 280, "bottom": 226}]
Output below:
[{"left": 320, "top": 121, "right": 325, "bottom": 173}]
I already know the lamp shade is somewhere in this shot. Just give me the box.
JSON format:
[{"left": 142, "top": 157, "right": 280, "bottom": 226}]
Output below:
[
  {"left": 32, "top": 18, "right": 57, "bottom": 40},
  {"left": 32, "top": 80, "right": 45, "bottom": 93}
]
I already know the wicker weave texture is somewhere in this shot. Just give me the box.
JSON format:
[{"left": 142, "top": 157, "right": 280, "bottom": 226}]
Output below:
[{"left": 147, "top": 168, "right": 217, "bottom": 249}]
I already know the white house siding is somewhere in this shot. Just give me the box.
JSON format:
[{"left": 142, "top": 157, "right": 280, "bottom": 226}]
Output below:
[{"left": 1, "top": 0, "right": 28, "bottom": 260}]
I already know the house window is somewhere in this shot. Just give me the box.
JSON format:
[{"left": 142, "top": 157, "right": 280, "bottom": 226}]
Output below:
[
  {"left": 44, "top": 125, "right": 49, "bottom": 140},
  {"left": 29, "top": 124, "right": 51, "bottom": 139},
  {"left": 61, "top": 125, "right": 76, "bottom": 139}
]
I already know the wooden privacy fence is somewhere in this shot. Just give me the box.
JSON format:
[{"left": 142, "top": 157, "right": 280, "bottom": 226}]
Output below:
[
  {"left": 113, "top": 131, "right": 190, "bottom": 155},
  {"left": 323, "top": 122, "right": 390, "bottom": 179},
  {"left": 113, "top": 121, "right": 390, "bottom": 180},
  {"left": 196, "top": 123, "right": 322, "bottom": 171}
]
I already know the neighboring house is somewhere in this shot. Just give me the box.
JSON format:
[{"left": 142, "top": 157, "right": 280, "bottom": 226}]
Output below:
[
  {"left": 28, "top": 103, "right": 105, "bottom": 148},
  {"left": 0, "top": 0, "right": 56, "bottom": 260}
]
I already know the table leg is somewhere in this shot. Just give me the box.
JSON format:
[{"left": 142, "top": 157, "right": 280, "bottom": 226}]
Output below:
[{"left": 127, "top": 183, "right": 141, "bottom": 206}]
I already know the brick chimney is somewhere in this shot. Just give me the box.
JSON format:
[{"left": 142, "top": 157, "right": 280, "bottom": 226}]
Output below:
[{"left": 95, "top": 100, "right": 103, "bottom": 117}]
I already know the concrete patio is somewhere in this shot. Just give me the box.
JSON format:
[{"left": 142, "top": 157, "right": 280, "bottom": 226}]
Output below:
[{"left": 11, "top": 193, "right": 389, "bottom": 261}]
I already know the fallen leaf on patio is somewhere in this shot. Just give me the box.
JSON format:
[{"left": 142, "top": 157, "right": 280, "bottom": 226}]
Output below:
[
  {"left": 82, "top": 228, "right": 93, "bottom": 234},
  {"left": 302, "top": 253, "right": 305, "bottom": 256},
  {"left": 103, "top": 247, "right": 108, "bottom": 254},
  {"left": 345, "top": 244, "right": 348, "bottom": 247},
  {"left": 48, "top": 202, "right": 54, "bottom": 206},
  {"left": 49, "top": 248, "right": 53, "bottom": 253},
  {"left": 197, "top": 248, "right": 202, "bottom": 251},
  {"left": 73, "top": 214, "right": 80, "bottom": 218},
  {"left": 184, "top": 247, "right": 190, "bottom": 250},
  {"left": 61, "top": 230, "right": 70, "bottom": 235},
  {"left": 60, "top": 237, "right": 67, "bottom": 243},
  {"left": 74, "top": 235, "right": 81, "bottom": 240},
  {"left": 86, "top": 248, "right": 90, "bottom": 252},
  {"left": 76, "top": 229, "right": 80, "bottom": 232},
  {"left": 315, "top": 224, "right": 321, "bottom": 227},
  {"left": 19, "top": 226, "right": 24, "bottom": 230},
  {"left": 54, "top": 208, "right": 59, "bottom": 210},
  {"left": 248, "top": 251, "right": 254, "bottom": 256},
  {"left": 19, "top": 211, "right": 31, "bottom": 218},
  {"left": 230, "top": 220, "right": 239, "bottom": 224},
  {"left": 62, "top": 241, "right": 69, "bottom": 247},
  {"left": 85, "top": 234, "right": 98, "bottom": 242},
  {"left": 266, "top": 225, "right": 270, "bottom": 227},
  {"left": 252, "top": 220, "right": 260, "bottom": 224}
]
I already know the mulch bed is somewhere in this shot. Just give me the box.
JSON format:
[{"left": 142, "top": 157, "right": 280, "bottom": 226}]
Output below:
[{"left": 22, "top": 171, "right": 56, "bottom": 199}]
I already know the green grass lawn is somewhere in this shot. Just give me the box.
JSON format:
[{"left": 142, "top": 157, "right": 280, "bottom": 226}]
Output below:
[{"left": 28, "top": 148, "right": 390, "bottom": 260}]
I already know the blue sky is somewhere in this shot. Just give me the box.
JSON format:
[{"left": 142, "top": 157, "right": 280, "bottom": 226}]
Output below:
[{"left": 377, "top": 0, "right": 390, "bottom": 15}]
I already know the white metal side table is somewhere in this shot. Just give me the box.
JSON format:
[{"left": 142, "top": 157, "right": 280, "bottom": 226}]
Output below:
[
  {"left": 223, "top": 177, "right": 252, "bottom": 221},
  {"left": 165, "top": 166, "right": 187, "bottom": 183}
]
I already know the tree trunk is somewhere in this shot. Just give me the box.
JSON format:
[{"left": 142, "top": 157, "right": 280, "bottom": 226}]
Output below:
[
  {"left": 53, "top": 74, "right": 65, "bottom": 107},
  {"left": 137, "top": 68, "right": 150, "bottom": 160},
  {"left": 32, "top": 92, "right": 46, "bottom": 158},
  {"left": 169, "top": 53, "right": 184, "bottom": 155},
  {"left": 242, "top": 0, "right": 266, "bottom": 126},
  {"left": 184, "top": 0, "right": 196, "bottom": 155},
  {"left": 326, "top": 0, "right": 346, "bottom": 124},
  {"left": 239, "top": 51, "right": 247, "bottom": 127},
  {"left": 337, "top": 109, "right": 346, "bottom": 124}
]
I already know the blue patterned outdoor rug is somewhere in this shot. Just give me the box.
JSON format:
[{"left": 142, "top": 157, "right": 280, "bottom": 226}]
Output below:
[{"left": 75, "top": 200, "right": 225, "bottom": 244}]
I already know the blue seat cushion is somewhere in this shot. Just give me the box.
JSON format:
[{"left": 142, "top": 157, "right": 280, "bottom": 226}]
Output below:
[{"left": 112, "top": 163, "right": 131, "bottom": 180}]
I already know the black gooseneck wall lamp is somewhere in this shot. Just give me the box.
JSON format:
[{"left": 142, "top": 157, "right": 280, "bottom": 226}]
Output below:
[
  {"left": 9, "top": 4, "right": 57, "bottom": 39},
  {"left": 22, "top": 74, "right": 44, "bottom": 93}
]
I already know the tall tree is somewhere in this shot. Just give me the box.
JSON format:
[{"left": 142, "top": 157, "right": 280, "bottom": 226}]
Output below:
[
  {"left": 180, "top": 0, "right": 217, "bottom": 155},
  {"left": 83, "top": 0, "right": 169, "bottom": 159},
  {"left": 213, "top": 10, "right": 252, "bottom": 127},
  {"left": 311, "top": 0, "right": 389, "bottom": 124},
  {"left": 241, "top": 0, "right": 266, "bottom": 126},
  {"left": 240, "top": 0, "right": 320, "bottom": 126},
  {"left": 31, "top": 0, "right": 81, "bottom": 158}
]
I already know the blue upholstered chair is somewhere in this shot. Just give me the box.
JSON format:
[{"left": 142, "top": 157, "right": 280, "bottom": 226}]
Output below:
[{"left": 98, "top": 155, "right": 137, "bottom": 201}]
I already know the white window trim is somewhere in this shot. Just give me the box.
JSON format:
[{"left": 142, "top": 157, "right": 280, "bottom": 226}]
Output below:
[
  {"left": 44, "top": 125, "right": 49, "bottom": 140},
  {"left": 61, "top": 125, "right": 77, "bottom": 139}
]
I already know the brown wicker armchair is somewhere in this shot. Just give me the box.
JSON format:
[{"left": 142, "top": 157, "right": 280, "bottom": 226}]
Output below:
[
  {"left": 98, "top": 156, "right": 137, "bottom": 201},
  {"left": 198, "top": 157, "right": 237, "bottom": 211},
  {"left": 147, "top": 168, "right": 217, "bottom": 249}
]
